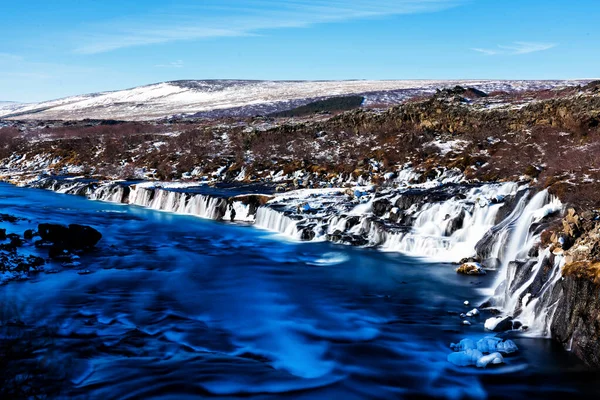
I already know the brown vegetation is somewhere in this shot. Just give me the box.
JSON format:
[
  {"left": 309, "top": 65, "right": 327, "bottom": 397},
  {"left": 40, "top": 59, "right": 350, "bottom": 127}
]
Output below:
[{"left": 563, "top": 261, "right": 600, "bottom": 285}]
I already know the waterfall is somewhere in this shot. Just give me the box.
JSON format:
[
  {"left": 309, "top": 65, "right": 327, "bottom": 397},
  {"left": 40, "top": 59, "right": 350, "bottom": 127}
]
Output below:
[
  {"left": 90, "top": 184, "right": 125, "bottom": 203},
  {"left": 121, "top": 185, "right": 228, "bottom": 220},
  {"left": 27, "top": 174, "right": 571, "bottom": 338},
  {"left": 483, "top": 190, "right": 564, "bottom": 336},
  {"left": 381, "top": 183, "right": 518, "bottom": 262},
  {"left": 255, "top": 207, "right": 301, "bottom": 239}
]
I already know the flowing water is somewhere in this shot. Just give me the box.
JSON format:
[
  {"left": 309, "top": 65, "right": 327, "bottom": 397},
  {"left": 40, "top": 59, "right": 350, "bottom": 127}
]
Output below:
[{"left": 1, "top": 183, "right": 599, "bottom": 399}]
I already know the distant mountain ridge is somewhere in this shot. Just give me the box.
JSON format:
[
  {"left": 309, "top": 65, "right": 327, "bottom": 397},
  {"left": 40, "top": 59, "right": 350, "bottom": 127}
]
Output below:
[{"left": 0, "top": 79, "right": 590, "bottom": 121}]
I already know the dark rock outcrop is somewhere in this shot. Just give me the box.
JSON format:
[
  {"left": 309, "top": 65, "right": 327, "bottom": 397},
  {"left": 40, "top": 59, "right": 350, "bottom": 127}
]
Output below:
[
  {"left": 551, "top": 276, "right": 600, "bottom": 367},
  {"left": 37, "top": 223, "right": 102, "bottom": 251}
]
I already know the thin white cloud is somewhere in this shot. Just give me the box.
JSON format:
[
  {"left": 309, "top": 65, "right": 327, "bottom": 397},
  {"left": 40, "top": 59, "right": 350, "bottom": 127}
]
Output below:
[
  {"left": 499, "top": 42, "right": 556, "bottom": 54},
  {"left": 472, "top": 41, "right": 557, "bottom": 56},
  {"left": 471, "top": 48, "right": 498, "bottom": 56},
  {"left": 155, "top": 60, "right": 185, "bottom": 68},
  {"left": 0, "top": 53, "right": 24, "bottom": 63},
  {"left": 73, "top": 0, "right": 465, "bottom": 54}
]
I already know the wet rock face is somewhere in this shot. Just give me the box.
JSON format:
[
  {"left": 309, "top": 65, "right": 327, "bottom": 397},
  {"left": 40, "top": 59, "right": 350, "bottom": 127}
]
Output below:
[
  {"left": 551, "top": 276, "right": 600, "bottom": 368},
  {"left": 547, "top": 211, "right": 600, "bottom": 368},
  {"left": 372, "top": 198, "right": 391, "bottom": 217}
]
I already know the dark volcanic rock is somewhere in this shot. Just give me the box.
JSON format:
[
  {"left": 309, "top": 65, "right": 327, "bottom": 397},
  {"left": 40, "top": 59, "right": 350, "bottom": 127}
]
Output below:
[
  {"left": 552, "top": 276, "right": 600, "bottom": 368},
  {"left": 0, "top": 213, "right": 22, "bottom": 223},
  {"left": 38, "top": 223, "right": 102, "bottom": 250},
  {"left": 373, "top": 198, "right": 391, "bottom": 217},
  {"left": 488, "top": 316, "right": 516, "bottom": 332}
]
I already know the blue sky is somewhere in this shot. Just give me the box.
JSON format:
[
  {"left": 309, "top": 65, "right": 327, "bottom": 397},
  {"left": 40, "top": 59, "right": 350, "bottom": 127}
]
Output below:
[{"left": 1, "top": 0, "right": 598, "bottom": 102}]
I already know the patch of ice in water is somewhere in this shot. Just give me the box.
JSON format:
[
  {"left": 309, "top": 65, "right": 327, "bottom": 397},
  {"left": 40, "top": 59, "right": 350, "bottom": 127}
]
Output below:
[
  {"left": 447, "top": 348, "right": 483, "bottom": 367},
  {"left": 448, "top": 348, "right": 505, "bottom": 368},
  {"left": 475, "top": 337, "right": 518, "bottom": 354},
  {"left": 451, "top": 336, "right": 519, "bottom": 357},
  {"left": 476, "top": 352, "right": 504, "bottom": 368}
]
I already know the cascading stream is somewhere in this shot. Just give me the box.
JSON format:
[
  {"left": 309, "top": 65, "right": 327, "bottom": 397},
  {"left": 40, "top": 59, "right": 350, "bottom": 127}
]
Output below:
[
  {"left": 30, "top": 176, "right": 571, "bottom": 337},
  {"left": 482, "top": 190, "right": 564, "bottom": 336}
]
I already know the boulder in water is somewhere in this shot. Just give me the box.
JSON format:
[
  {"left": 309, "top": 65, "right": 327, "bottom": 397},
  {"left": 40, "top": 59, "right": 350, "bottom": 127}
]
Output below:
[
  {"left": 484, "top": 316, "right": 515, "bottom": 332},
  {"left": 456, "top": 262, "right": 487, "bottom": 275},
  {"left": 38, "top": 223, "right": 102, "bottom": 250}
]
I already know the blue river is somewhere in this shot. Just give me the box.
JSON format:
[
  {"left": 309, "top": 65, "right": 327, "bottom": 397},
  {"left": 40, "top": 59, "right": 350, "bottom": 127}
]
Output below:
[{"left": 0, "top": 183, "right": 599, "bottom": 399}]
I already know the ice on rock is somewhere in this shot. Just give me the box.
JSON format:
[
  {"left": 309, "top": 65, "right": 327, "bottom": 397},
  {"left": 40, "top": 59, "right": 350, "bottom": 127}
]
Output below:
[
  {"left": 447, "top": 349, "right": 484, "bottom": 367},
  {"left": 476, "top": 352, "right": 504, "bottom": 368},
  {"left": 484, "top": 316, "right": 509, "bottom": 331}
]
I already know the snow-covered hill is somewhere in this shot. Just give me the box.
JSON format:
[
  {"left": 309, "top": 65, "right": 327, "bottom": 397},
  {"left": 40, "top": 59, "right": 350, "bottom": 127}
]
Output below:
[
  {"left": 0, "top": 101, "right": 24, "bottom": 112},
  {"left": 0, "top": 79, "right": 589, "bottom": 121}
]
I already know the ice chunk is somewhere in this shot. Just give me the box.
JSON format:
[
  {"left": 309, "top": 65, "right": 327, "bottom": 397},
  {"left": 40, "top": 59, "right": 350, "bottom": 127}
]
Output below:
[
  {"left": 452, "top": 336, "right": 519, "bottom": 356},
  {"left": 464, "top": 300, "right": 470, "bottom": 306},
  {"left": 450, "top": 338, "right": 476, "bottom": 352},
  {"left": 462, "top": 320, "right": 472, "bottom": 326},
  {"left": 447, "top": 349, "right": 483, "bottom": 367},
  {"left": 476, "top": 352, "right": 504, "bottom": 368},
  {"left": 448, "top": 346, "right": 506, "bottom": 368},
  {"left": 496, "top": 339, "right": 519, "bottom": 354}
]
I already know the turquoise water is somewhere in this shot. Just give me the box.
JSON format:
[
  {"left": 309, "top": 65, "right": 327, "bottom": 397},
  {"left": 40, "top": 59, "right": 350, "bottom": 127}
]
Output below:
[{"left": 0, "top": 183, "right": 598, "bottom": 399}]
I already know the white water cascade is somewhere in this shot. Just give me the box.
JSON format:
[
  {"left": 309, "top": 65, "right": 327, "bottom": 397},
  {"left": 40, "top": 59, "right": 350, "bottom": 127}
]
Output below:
[
  {"left": 37, "top": 178, "right": 256, "bottom": 223},
  {"left": 380, "top": 183, "right": 520, "bottom": 262},
  {"left": 31, "top": 175, "right": 573, "bottom": 339},
  {"left": 483, "top": 190, "right": 565, "bottom": 336},
  {"left": 254, "top": 207, "right": 302, "bottom": 239}
]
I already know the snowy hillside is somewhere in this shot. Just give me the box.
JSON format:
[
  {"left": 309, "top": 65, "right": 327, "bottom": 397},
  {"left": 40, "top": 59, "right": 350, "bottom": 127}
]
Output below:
[
  {"left": 0, "top": 79, "right": 589, "bottom": 121},
  {"left": 0, "top": 101, "right": 24, "bottom": 112}
]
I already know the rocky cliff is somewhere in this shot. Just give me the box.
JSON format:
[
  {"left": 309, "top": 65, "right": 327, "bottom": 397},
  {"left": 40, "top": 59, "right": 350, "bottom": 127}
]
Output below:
[{"left": 551, "top": 211, "right": 600, "bottom": 367}]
